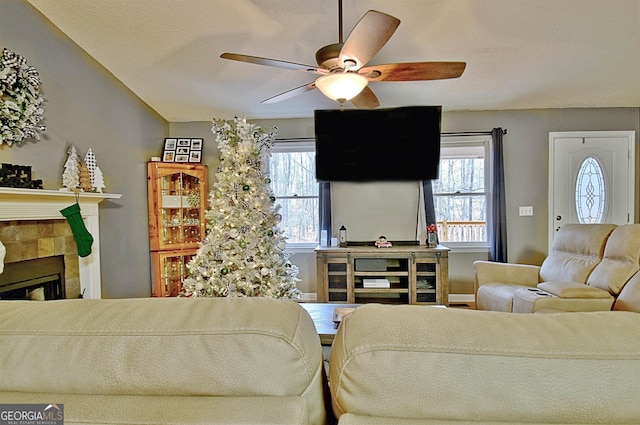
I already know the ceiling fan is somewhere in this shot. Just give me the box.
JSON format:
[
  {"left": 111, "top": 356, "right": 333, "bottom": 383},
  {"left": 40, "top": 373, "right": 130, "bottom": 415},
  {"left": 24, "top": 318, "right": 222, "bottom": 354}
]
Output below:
[{"left": 220, "top": 0, "right": 466, "bottom": 109}]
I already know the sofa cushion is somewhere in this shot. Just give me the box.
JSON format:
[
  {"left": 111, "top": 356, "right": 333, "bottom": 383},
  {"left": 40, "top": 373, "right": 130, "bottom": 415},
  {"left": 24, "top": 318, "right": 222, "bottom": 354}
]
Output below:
[
  {"left": 476, "top": 283, "right": 523, "bottom": 312},
  {"left": 0, "top": 298, "right": 326, "bottom": 425},
  {"left": 538, "top": 281, "right": 612, "bottom": 298},
  {"left": 539, "top": 223, "right": 616, "bottom": 283},
  {"left": 587, "top": 224, "right": 640, "bottom": 295},
  {"left": 512, "top": 286, "right": 613, "bottom": 313},
  {"left": 614, "top": 271, "right": 640, "bottom": 313},
  {"left": 0, "top": 393, "right": 309, "bottom": 425}
]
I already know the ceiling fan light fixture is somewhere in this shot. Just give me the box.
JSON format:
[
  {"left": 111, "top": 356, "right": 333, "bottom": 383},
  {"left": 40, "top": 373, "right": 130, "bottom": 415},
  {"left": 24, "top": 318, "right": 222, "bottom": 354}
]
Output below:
[{"left": 315, "top": 73, "right": 368, "bottom": 103}]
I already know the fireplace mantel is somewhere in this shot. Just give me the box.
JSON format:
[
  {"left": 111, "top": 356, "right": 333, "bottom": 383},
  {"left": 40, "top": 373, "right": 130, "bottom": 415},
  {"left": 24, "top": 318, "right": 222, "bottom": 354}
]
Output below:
[{"left": 0, "top": 188, "right": 122, "bottom": 299}]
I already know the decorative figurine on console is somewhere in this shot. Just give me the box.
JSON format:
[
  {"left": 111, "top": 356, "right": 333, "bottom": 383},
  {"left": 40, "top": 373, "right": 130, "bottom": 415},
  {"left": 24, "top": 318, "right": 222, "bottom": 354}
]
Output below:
[
  {"left": 426, "top": 223, "right": 438, "bottom": 247},
  {"left": 375, "top": 235, "right": 393, "bottom": 248}
]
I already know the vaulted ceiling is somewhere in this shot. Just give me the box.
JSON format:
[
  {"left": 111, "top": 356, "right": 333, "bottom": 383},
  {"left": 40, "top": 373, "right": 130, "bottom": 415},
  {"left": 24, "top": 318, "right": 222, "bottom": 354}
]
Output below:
[{"left": 26, "top": 0, "right": 640, "bottom": 121}]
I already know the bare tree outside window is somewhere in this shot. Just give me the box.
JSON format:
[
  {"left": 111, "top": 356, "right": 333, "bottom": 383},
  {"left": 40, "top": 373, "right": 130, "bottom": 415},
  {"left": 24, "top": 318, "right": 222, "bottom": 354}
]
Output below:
[
  {"left": 269, "top": 141, "right": 319, "bottom": 245},
  {"left": 433, "top": 142, "right": 488, "bottom": 243}
]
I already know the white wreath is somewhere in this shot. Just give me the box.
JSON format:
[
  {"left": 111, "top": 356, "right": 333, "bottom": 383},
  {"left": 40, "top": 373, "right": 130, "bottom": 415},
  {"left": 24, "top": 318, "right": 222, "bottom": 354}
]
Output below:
[{"left": 0, "top": 48, "right": 46, "bottom": 145}]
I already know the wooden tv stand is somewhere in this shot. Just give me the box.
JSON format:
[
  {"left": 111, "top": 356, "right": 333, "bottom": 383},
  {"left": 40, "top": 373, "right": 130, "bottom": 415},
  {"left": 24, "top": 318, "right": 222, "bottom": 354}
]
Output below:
[{"left": 315, "top": 245, "right": 449, "bottom": 306}]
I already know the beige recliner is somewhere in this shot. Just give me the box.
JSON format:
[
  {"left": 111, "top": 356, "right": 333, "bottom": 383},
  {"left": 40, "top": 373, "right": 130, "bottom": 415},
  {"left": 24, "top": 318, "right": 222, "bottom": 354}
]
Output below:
[{"left": 475, "top": 223, "right": 640, "bottom": 313}]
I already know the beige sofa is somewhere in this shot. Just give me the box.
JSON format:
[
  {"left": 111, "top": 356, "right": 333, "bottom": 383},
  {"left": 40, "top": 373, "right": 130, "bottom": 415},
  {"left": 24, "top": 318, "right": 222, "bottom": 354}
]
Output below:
[
  {"left": 0, "top": 297, "right": 326, "bottom": 425},
  {"left": 475, "top": 223, "right": 640, "bottom": 313},
  {"left": 329, "top": 304, "right": 640, "bottom": 424}
]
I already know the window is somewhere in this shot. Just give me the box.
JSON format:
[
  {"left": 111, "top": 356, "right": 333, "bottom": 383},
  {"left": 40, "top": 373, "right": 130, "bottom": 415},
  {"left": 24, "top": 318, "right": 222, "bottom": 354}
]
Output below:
[
  {"left": 268, "top": 139, "right": 319, "bottom": 247},
  {"left": 432, "top": 137, "right": 490, "bottom": 245},
  {"left": 575, "top": 156, "right": 606, "bottom": 224}
]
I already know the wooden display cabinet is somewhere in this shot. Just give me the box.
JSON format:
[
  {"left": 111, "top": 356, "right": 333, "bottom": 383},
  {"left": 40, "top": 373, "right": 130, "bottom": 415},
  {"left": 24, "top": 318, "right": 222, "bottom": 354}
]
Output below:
[
  {"left": 315, "top": 245, "right": 449, "bottom": 305},
  {"left": 147, "top": 162, "right": 207, "bottom": 296}
]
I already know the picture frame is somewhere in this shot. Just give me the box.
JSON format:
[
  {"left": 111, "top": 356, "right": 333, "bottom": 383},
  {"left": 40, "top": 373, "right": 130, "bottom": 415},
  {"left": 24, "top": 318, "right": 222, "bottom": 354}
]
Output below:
[
  {"left": 191, "top": 138, "right": 203, "bottom": 150},
  {"left": 161, "top": 137, "right": 203, "bottom": 163},
  {"left": 162, "top": 151, "right": 175, "bottom": 162}
]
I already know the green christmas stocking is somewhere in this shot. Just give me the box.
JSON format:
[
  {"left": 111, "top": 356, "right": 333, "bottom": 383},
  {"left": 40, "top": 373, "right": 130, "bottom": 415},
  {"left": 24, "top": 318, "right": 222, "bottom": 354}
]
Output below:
[{"left": 60, "top": 203, "right": 94, "bottom": 257}]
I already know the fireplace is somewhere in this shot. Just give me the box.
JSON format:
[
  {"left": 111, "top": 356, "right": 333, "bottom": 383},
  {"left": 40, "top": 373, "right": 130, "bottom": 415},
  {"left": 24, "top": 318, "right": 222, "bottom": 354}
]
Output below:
[
  {"left": 0, "top": 188, "right": 121, "bottom": 299},
  {"left": 0, "top": 256, "right": 65, "bottom": 300}
]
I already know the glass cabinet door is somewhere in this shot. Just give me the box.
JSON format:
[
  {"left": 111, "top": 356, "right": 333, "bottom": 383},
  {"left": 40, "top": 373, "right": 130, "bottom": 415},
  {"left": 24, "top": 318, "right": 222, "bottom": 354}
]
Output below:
[
  {"left": 159, "top": 171, "right": 203, "bottom": 246},
  {"left": 148, "top": 162, "right": 207, "bottom": 252},
  {"left": 151, "top": 250, "right": 196, "bottom": 297}
]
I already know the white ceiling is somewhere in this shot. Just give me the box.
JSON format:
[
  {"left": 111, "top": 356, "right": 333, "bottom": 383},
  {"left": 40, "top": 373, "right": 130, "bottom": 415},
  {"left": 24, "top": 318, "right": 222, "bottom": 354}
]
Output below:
[{"left": 26, "top": 0, "right": 640, "bottom": 122}]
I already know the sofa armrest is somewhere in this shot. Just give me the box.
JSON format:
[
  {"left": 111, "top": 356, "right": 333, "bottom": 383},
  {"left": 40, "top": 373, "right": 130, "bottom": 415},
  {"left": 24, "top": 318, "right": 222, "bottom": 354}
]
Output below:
[{"left": 474, "top": 260, "right": 540, "bottom": 289}]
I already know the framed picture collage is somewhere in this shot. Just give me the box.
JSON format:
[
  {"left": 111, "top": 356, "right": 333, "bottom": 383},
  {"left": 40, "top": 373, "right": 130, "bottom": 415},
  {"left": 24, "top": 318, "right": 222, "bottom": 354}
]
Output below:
[{"left": 162, "top": 138, "right": 203, "bottom": 163}]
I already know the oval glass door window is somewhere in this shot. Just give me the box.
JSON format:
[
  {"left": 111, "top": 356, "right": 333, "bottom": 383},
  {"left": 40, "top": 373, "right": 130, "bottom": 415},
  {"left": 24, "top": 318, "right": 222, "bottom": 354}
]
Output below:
[{"left": 575, "top": 156, "right": 606, "bottom": 223}]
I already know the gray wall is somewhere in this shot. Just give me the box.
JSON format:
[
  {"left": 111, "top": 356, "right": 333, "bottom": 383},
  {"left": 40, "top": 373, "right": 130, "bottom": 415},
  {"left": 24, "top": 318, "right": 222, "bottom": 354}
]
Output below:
[
  {"left": 254, "top": 109, "right": 640, "bottom": 295},
  {"left": 3, "top": 1, "right": 639, "bottom": 298},
  {"left": 1, "top": 1, "right": 167, "bottom": 298}
]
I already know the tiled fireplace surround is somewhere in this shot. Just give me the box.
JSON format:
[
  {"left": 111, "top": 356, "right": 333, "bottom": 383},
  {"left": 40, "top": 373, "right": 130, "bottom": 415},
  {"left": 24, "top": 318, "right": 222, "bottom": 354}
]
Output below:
[
  {"left": 0, "top": 219, "right": 82, "bottom": 297},
  {"left": 0, "top": 188, "right": 121, "bottom": 299}
]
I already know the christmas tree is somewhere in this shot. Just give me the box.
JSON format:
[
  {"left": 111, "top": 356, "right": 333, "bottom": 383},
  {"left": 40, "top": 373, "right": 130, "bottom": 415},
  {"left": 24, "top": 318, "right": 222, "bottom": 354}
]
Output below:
[{"left": 182, "top": 117, "right": 300, "bottom": 299}]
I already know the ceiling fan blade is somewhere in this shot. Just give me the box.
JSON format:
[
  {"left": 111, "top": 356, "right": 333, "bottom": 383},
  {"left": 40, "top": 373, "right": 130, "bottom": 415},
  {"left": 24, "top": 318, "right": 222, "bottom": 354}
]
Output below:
[
  {"left": 359, "top": 62, "right": 466, "bottom": 82},
  {"left": 221, "top": 52, "right": 321, "bottom": 73},
  {"left": 261, "top": 82, "right": 317, "bottom": 104},
  {"left": 350, "top": 86, "right": 380, "bottom": 109},
  {"left": 339, "top": 10, "right": 400, "bottom": 70}
]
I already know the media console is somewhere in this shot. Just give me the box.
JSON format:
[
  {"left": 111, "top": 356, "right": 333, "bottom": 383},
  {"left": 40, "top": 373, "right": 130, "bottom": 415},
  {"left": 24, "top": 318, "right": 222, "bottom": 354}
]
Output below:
[{"left": 315, "top": 245, "right": 449, "bottom": 305}]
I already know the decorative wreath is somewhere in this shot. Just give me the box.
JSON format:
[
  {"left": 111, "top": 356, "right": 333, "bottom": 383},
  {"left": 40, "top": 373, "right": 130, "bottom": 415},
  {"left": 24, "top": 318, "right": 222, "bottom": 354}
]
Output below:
[{"left": 0, "top": 48, "right": 46, "bottom": 145}]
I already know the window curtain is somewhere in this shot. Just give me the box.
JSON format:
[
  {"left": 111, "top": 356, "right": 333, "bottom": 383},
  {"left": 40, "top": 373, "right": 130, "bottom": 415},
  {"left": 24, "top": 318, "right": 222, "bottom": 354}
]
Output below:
[
  {"left": 489, "top": 128, "right": 508, "bottom": 262},
  {"left": 416, "top": 180, "right": 436, "bottom": 244},
  {"left": 422, "top": 180, "right": 437, "bottom": 225},
  {"left": 319, "top": 181, "right": 332, "bottom": 244}
]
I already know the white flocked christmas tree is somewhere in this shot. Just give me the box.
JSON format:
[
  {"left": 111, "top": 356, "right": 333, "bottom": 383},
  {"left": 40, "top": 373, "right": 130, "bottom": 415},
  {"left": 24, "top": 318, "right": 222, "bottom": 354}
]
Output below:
[{"left": 181, "top": 117, "right": 300, "bottom": 299}]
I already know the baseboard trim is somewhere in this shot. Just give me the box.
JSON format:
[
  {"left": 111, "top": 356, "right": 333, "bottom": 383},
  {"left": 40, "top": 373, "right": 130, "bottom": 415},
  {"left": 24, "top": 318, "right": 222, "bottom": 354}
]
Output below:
[
  {"left": 300, "top": 292, "right": 318, "bottom": 302},
  {"left": 300, "top": 293, "right": 474, "bottom": 304},
  {"left": 449, "top": 294, "right": 476, "bottom": 304}
]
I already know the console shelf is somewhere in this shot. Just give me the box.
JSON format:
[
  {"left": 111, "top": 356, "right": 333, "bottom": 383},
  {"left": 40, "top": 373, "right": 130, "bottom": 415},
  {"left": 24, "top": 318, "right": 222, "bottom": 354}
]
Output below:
[{"left": 316, "top": 245, "right": 449, "bottom": 305}]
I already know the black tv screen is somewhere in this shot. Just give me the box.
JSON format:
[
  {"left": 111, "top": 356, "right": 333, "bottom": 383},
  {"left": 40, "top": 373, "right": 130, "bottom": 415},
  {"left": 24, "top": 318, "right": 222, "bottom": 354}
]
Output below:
[{"left": 314, "top": 106, "right": 441, "bottom": 182}]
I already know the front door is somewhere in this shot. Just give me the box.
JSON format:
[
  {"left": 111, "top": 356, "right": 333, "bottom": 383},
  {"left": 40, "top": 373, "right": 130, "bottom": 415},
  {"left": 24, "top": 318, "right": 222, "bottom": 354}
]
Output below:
[{"left": 549, "top": 131, "right": 635, "bottom": 250}]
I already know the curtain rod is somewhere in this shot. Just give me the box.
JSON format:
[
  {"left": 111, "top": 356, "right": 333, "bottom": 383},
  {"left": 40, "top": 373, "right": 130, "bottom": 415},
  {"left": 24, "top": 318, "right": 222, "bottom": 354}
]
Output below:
[
  {"left": 442, "top": 129, "right": 507, "bottom": 136},
  {"left": 276, "top": 129, "right": 507, "bottom": 142}
]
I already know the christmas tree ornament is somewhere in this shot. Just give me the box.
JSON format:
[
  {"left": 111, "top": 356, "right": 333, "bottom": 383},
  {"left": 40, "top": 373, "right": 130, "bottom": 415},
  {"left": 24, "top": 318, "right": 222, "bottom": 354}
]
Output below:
[
  {"left": 60, "top": 203, "right": 94, "bottom": 257},
  {"left": 242, "top": 184, "right": 250, "bottom": 191}
]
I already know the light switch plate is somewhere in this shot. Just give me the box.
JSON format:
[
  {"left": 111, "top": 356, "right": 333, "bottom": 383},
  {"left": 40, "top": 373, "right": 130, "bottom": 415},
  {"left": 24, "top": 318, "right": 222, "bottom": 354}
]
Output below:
[{"left": 519, "top": 206, "right": 534, "bottom": 216}]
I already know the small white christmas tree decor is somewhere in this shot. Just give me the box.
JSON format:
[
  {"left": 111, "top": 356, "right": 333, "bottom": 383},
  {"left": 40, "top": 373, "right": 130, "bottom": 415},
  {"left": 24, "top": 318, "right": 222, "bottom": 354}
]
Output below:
[
  {"left": 62, "top": 145, "right": 80, "bottom": 191},
  {"left": 84, "top": 148, "right": 97, "bottom": 185},
  {"left": 93, "top": 166, "right": 105, "bottom": 193},
  {"left": 181, "top": 117, "right": 301, "bottom": 299}
]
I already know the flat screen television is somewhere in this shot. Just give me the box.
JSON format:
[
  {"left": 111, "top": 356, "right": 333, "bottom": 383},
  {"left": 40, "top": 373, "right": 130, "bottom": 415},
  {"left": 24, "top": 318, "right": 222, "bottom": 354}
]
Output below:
[{"left": 314, "top": 106, "right": 441, "bottom": 182}]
